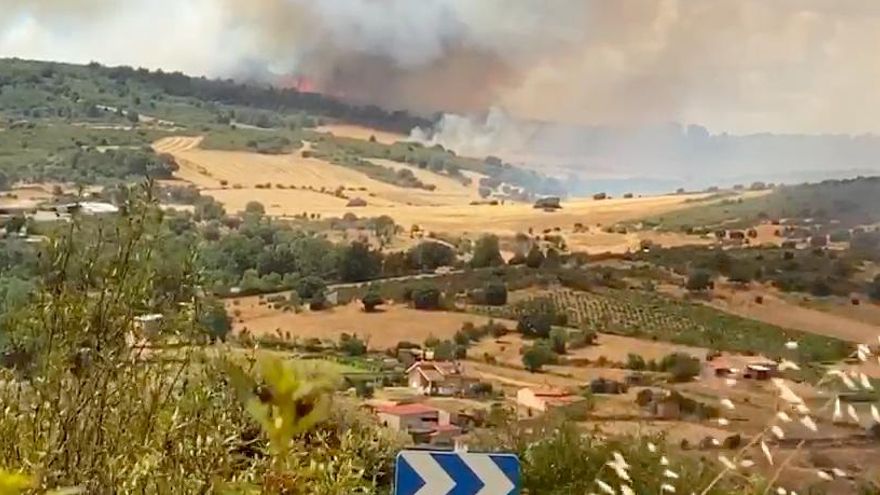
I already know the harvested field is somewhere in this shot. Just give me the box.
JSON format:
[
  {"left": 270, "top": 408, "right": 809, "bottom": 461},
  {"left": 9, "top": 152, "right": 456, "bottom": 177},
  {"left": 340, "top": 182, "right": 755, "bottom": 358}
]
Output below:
[
  {"left": 471, "top": 333, "right": 709, "bottom": 369},
  {"left": 707, "top": 286, "right": 880, "bottom": 344},
  {"left": 227, "top": 298, "right": 510, "bottom": 350},
  {"left": 153, "top": 135, "right": 712, "bottom": 240},
  {"left": 315, "top": 124, "right": 407, "bottom": 145}
]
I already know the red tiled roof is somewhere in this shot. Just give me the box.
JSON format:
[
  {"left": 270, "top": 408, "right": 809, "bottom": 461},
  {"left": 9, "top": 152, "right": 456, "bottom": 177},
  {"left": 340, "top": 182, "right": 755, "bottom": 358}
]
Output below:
[{"left": 376, "top": 403, "right": 438, "bottom": 416}]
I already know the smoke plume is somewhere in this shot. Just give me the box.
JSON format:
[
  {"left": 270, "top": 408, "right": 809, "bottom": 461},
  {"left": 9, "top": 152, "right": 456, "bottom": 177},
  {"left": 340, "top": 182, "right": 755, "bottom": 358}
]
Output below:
[{"left": 4, "top": 0, "right": 880, "bottom": 186}]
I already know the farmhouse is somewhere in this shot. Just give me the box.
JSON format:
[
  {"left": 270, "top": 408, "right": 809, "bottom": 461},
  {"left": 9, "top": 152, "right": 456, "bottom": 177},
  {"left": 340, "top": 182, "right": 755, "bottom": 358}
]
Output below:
[
  {"left": 516, "top": 387, "right": 586, "bottom": 418},
  {"left": 375, "top": 403, "right": 461, "bottom": 446},
  {"left": 406, "top": 361, "right": 472, "bottom": 396}
]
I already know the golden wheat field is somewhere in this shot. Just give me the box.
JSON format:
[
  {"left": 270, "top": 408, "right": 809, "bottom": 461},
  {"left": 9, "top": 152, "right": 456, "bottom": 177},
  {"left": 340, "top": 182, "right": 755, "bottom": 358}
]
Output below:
[{"left": 154, "top": 135, "right": 712, "bottom": 239}]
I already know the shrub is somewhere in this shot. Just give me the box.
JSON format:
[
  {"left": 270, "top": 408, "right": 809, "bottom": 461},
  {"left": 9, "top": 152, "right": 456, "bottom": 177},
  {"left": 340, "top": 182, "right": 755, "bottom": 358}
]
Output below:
[
  {"left": 471, "top": 234, "right": 504, "bottom": 268},
  {"left": 525, "top": 246, "right": 545, "bottom": 268},
  {"left": 626, "top": 353, "right": 647, "bottom": 370},
  {"left": 484, "top": 281, "right": 508, "bottom": 306},
  {"left": 361, "top": 287, "right": 384, "bottom": 312},
  {"left": 339, "top": 333, "right": 367, "bottom": 356},
  {"left": 549, "top": 328, "right": 568, "bottom": 354},
  {"left": 686, "top": 270, "right": 712, "bottom": 291},
  {"left": 522, "top": 343, "right": 557, "bottom": 372},
  {"left": 411, "top": 284, "right": 441, "bottom": 310},
  {"left": 660, "top": 353, "right": 701, "bottom": 382},
  {"left": 296, "top": 276, "right": 327, "bottom": 300}
]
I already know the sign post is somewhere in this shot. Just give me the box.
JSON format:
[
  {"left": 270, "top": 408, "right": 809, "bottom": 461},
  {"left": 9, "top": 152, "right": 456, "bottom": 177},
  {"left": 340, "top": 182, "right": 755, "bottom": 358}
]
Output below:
[{"left": 395, "top": 450, "right": 520, "bottom": 495}]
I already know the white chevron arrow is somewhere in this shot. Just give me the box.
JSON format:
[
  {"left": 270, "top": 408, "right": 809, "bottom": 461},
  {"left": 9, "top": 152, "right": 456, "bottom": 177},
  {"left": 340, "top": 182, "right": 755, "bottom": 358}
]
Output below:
[
  {"left": 461, "top": 454, "right": 514, "bottom": 495},
  {"left": 403, "top": 452, "right": 456, "bottom": 495}
]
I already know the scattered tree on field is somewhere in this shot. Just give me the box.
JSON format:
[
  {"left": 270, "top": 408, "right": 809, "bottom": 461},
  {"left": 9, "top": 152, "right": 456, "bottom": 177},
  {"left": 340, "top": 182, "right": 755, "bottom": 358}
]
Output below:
[
  {"left": 525, "top": 245, "right": 545, "bottom": 268},
  {"left": 484, "top": 281, "right": 508, "bottom": 306},
  {"left": 522, "top": 344, "right": 556, "bottom": 372},
  {"left": 471, "top": 234, "right": 504, "bottom": 268},
  {"left": 361, "top": 286, "right": 384, "bottom": 312},
  {"left": 686, "top": 270, "right": 713, "bottom": 292}
]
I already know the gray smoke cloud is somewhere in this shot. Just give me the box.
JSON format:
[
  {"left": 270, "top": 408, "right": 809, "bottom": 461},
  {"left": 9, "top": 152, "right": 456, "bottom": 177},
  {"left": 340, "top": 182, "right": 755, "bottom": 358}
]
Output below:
[
  {"left": 4, "top": 0, "right": 880, "bottom": 186},
  {"left": 4, "top": 0, "right": 880, "bottom": 133}
]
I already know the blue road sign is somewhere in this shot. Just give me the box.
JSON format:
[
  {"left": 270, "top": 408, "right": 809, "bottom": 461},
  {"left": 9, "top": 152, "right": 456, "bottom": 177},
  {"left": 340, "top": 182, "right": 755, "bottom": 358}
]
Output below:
[{"left": 395, "top": 450, "right": 520, "bottom": 495}]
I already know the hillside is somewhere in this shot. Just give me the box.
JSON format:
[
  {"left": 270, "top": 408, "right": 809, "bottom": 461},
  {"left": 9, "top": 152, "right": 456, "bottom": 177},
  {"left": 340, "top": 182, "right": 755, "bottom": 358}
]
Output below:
[
  {"left": 0, "top": 58, "right": 562, "bottom": 196},
  {"left": 645, "top": 177, "right": 880, "bottom": 230}
]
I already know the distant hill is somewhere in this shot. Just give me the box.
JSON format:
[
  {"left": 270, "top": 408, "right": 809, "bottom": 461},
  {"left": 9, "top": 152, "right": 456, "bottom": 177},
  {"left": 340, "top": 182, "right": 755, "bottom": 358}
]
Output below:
[{"left": 645, "top": 177, "right": 880, "bottom": 230}]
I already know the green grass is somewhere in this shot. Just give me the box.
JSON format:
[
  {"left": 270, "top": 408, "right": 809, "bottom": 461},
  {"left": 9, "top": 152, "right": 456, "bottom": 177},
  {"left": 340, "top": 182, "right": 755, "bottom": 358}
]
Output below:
[
  {"left": 475, "top": 288, "right": 852, "bottom": 362},
  {"left": 200, "top": 126, "right": 309, "bottom": 154}
]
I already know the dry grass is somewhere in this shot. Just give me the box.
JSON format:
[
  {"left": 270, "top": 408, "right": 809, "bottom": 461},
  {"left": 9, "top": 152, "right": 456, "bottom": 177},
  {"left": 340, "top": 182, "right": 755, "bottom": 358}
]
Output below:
[
  {"left": 315, "top": 124, "right": 407, "bottom": 145},
  {"left": 705, "top": 285, "right": 880, "bottom": 344},
  {"left": 153, "top": 135, "right": 708, "bottom": 239},
  {"left": 228, "top": 298, "right": 509, "bottom": 349}
]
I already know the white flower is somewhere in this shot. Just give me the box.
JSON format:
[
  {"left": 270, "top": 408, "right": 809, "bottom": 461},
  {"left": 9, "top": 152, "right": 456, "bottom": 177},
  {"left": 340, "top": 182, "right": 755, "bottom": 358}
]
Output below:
[
  {"left": 720, "top": 398, "right": 735, "bottom": 410},
  {"left": 800, "top": 416, "right": 818, "bottom": 432},
  {"left": 718, "top": 455, "right": 737, "bottom": 470},
  {"left": 771, "top": 425, "right": 785, "bottom": 439},
  {"left": 776, "top": 487, "right": 788, "bottom": 495},
  {"left": 871, "top": 404, "right": 880, "bottom": 423},
  {"left": 776, "top": 411, "right": 793, "bottom": 423},
  {"left": 620, "top": 484, "right": 636, "bottom": 495},
  {"left": 717, "top": 418, "right": 730, "bottom": 426},
  {"left": 648, "top": 442, "right": 657, "bottom": 453},
  {"left": 761, "top": 441, "right": 774, "bottom": 465},
  {"left": 663, "top": 469, "right": 679, "bottom": 479},
  {"left": 596, "top": 479, "right": 616, "bottom": 495},
  {"left": 832, "top": 468, "right": 847, "bottom": 478},
  {"left": 711, "top": 437, "right": 721, "bottom": 446},
  {"left": 661, "top": 483, "right": 676, "bottom": 493},
  {"left": 817, "top": 470, "right": 833, "bottom": 481},
  {"left": 660, "top": 456, "right": 670, "bottom": 466},
  {"left": 795, "top": 403, "right": 811, "bottom": 415},
  {"left": 859, "top": 373, "right": 873, "bottom": 390},
  {"left": 785, "top": 341, "right": 798, "bottom": 350},
  {"left": 841, "top": 373, "right": 857, "bottom": 390},
  {"left": 833, "top": 398, "right": 843, "bottom": 421},
  {"left": 740, "top": 459, "right": 755, "bottom": 468},
  {"left": 612, "top": 452, "right": 630, "bottom": 469}
]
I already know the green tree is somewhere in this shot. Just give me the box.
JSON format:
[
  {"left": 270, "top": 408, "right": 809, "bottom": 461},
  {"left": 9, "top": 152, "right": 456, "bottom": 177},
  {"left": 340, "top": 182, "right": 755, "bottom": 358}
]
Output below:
[
  {"left": 200, "top": 298, "right": 231, "bottom": 342},
  {"left": 626, "top": 353, "right": 647, "bottom": 370},
  {"left": 686, "top": 269, "right": 712, "bottom": 292},
  {"left": 549, "top": 328, "right": 568, "bottom": 354},
  {"left": 661, "top": 353, "right": 701, "bottom": 382},
  {"left": 522, "top": 344, "right": 556, "bottom": 372},
  {"left": 471, "top": 234, "right": 504, "bottom": 268},
  {"left": 484, "top": 280, "right": 508, "bottom": 306},
  {"left": 434, "top": 340, "right": 456, "bottom": 361},
  {"left": 411, "top": 284, "right": 441, "bottom": 310},
  {"left": 296, "top": 276, "right": 326, "bottom": 300},
  {"left": 338, "top": 240, "right": 381, "bottom": 282},
  {"left": 407, "top": 241, "right": 455, "bottom": 270},
  {"left": 525, "top": 245, "right": 545, "bottom": 268},
  {"left": 339, "top": 333, "right": 367, "bottom": 356},
  {"left": 361, "top": 286, "right": 384, "bottom": 312},
  {"left": 126, "top": 110, "right": 139, "bottom": 123},
  {"left": 244, "top": 201, "right": 266, "bottom": 216},
  {"left": 727, "top": 263, "right": 753, "bottom": 285},
  {"left": 544, "top": 247, "right": 561, "bottom": 269}
]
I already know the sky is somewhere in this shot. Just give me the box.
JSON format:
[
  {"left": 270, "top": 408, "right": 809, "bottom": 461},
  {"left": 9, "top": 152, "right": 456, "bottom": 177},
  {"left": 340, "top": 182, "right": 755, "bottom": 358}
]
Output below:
[{"left": 2, "top": 0, "right": 880, "bottom": 135}]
